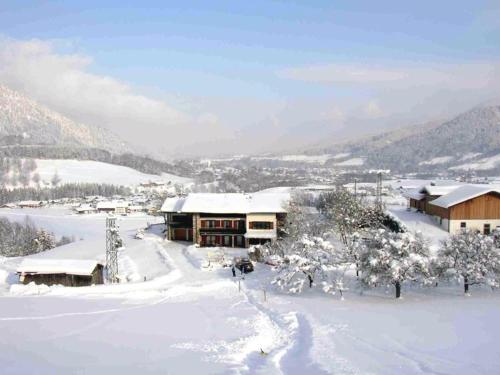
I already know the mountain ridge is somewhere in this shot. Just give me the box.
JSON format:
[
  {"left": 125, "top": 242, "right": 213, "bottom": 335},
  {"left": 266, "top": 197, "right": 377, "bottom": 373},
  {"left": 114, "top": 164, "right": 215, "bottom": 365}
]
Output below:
[{"left": 0, "top": 84, "right": 130, "bottom": 153}]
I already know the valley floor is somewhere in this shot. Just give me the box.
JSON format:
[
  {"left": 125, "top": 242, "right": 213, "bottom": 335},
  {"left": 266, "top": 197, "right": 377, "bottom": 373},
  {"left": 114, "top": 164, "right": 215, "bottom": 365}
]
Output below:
[{"left": 0, "top": 208, "right": 499, "bottom": 374}]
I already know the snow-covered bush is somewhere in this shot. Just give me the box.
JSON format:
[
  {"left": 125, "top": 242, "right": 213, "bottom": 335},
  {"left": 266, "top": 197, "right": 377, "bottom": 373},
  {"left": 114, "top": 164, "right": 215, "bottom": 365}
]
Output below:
[
  {"left": 272, "top": 235, "right": 336, "bottom": 294},
  {"left": 437, "top": 229, "right": 500, "bottom": 294},
  {"left": 359, "top": 229, "right": 431, "bottom": 298},
  {"left": 33, "top": 229, "right": 56, "bottom": 252}
]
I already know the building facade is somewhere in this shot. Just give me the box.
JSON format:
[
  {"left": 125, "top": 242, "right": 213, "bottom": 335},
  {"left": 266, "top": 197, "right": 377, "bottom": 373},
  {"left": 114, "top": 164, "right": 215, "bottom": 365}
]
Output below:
[
  {"left": 406, "top": 184, "right": 500, "bottom": 234},
  {"left": 161, "top": 193, "right": 288, "bottom": 248},
  {"left": 17, "top": 259, "right": 104, "bottom": 287}
]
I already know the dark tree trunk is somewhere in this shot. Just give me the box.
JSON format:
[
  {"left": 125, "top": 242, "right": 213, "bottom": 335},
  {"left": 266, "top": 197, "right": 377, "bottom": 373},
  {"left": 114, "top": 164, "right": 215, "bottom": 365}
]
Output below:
[
  {"left": 464, "top": 276, "right": 469, "bottom": 294},
  {"left": 395, "top": 281, "right": 401, "bottom": 299},
  {"left": 355, "top": 255, "right": 359, "bottom": 278},
  {"left": 308, "top": 275, "right": 313, "bottom": 288}
]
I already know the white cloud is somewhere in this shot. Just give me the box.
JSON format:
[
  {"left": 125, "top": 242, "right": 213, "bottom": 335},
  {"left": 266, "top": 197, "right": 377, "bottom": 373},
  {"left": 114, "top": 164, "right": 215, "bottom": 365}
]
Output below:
[
  {"left": 1, "top": 37, "right": 499, "bottom": 158},
  {"left": 0, "top": 37, "right": 229, "bottom": 156}
]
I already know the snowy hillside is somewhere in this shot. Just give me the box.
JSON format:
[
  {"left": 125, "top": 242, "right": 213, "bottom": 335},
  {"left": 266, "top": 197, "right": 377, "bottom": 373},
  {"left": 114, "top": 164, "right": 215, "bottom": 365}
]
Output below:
[
  {"left": 31, "top": 159, "right": 192, "bottom": 187},
  {"left": 304, "top": 105, "right": 500, "bottom": 173},
  {"left": 0, "top": 85, "right": 128, "bottom": 153},
  {"left": 363, "top": 105, "right": 500, "bottom": 172}
]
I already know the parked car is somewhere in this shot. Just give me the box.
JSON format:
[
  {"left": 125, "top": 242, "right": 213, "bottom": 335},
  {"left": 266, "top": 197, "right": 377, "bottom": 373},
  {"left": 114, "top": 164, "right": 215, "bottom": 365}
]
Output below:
[
  {"left": 233, "top": 257, "right": 254, "bottom": 273},
  {"left": 135, "top": 229, "right": 144, "bottom": 239}
]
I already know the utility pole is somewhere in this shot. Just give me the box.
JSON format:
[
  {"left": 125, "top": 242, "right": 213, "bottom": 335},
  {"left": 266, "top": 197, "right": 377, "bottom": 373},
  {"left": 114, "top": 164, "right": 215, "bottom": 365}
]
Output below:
[{"left": 354, "top": 178, "right": 358, "bottom": 198}]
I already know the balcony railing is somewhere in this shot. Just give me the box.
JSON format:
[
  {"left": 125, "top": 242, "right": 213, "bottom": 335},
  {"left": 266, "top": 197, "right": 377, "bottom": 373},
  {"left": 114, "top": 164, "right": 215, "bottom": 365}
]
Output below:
[{"left": 199, "top": 227, "right": 246, "bottom": 235}]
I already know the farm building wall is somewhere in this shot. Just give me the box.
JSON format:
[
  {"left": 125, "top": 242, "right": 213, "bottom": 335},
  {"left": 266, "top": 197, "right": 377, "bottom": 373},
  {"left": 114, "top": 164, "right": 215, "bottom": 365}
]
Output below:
[
  {"left": 426, "top": 204, "right": 450, "bottom": 220},
  {"left": 449, "top": 193, "right": 500, "bottom": 220},
  {"left": 449, "top": 219, "right": 500, "bottom": 234}
]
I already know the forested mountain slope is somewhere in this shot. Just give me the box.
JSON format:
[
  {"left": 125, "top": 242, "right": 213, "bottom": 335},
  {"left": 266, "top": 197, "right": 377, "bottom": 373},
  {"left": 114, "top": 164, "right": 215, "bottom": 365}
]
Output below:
[{"left": 0, "top": 84, "right": 128, "bottom": 153}]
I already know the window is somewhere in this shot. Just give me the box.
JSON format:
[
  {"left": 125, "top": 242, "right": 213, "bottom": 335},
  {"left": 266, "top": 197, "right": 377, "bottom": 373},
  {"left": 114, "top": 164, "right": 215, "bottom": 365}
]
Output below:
[
  {"left": 484, "top": 224, "right": 491, "bottom": 235},
  {"left": 460, "top": 222, "right": 466, "bottom": 229},
  {"left": 223, "top": 220, "right": 232, "bottom": 228},
  {"left": 224, "top": 236, "right": 231, "bottom": 246},
  {"left": 236, "top": 236, "right": 244, "bottom": 247},
  {"left": 201, "top": 220, "right": 216, "bottom": 228},
  {"left": 203, "top": 235, "right": 216, "bottom": 246},
  {"left": 249, "top": 221, "right": 273, "bottom": 230},
  {"left": 249, "top": 238, "right": 271, "bottom": 245}
]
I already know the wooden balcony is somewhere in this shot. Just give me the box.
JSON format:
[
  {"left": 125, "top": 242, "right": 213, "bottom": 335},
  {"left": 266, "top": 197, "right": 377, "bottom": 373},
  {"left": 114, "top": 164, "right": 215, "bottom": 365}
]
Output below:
[{"left": 199, "top": 227, "right": 246, "bottom": 235}]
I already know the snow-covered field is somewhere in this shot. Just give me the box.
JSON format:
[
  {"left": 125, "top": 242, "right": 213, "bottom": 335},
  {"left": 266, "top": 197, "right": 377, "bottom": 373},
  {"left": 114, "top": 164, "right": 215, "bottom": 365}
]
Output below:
[
  {"left": 0, "top": 207, "right": 499, "bottom": 374},
  {"left": 32, "top": 159, "right": 192, "bottom": 187},
  {"left": 334, "top": 157, "right": 364, "bottom": 167},
  {"left": 418, "top": 156, "right": 453, "bottom": 166},
  {"left": 450, "top": 153, "right": 500, "bottom": 171}
]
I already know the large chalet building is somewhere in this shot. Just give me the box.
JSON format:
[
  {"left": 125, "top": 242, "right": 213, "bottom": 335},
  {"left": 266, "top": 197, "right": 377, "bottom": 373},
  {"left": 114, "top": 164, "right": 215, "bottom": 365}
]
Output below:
[
  {"left": 405, "top": 184, "right": 500, "bottom": 234},
  {"left": 161, "top": 193, "right": 288, "bottom": 248}
]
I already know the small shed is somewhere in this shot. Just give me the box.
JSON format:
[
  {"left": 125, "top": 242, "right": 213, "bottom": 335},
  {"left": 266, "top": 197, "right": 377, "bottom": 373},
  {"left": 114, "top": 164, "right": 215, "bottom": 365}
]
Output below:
[
  {"left": 96, "top": 201, "right": 116, "bottom": 213},
  {"left": 18, "top": 200, "right": 44, "bottom": 208},
  {"left": 75, "top": 204, "right": 97, "bottom": 214},
  {"left": 16, "top": 259, "right": 104, "bottom": 287}
]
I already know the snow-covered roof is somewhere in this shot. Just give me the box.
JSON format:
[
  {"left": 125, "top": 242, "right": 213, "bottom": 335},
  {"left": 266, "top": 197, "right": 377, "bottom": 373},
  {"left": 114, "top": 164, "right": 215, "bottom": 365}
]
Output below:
[
  {"left": 246, "top": 193, "right": 289, "bottom": 213},
  {"left": 96, "top": 201, "right": 115, "bottom": 209},
  {"left": 420, "top": 184, "right": 463, "bottom": 196},
  {"left": 76, "top": 204, "right": 96, "bottom": 211},
  {"left": 161, "top": 197, "right": 186, "bottom": 212},
  {"left": 403, "top": 189, "right": 425, "bottom": 200},
  {"left": 17, "top": 259, "right": 102, "bottom": 276},
  {"left": 18, "top": 200, "right": 43, "bottom": 206},
  {"left": 96, "top": 201, "right": 129, "bottom": 209},
  {"left": 428, "top": 185, "right": 500, "bottom": 209},
  {"left": 161, "top": 193, "right": 289, "bottom": 214}
]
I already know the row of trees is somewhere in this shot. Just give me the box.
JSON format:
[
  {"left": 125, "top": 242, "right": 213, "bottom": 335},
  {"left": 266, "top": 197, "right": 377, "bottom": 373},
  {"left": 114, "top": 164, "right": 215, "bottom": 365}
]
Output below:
[
  {"left": 0, "top": 217, "right": 73, "bottom": 257},
  {"left": 266, "top": 188, "right": 500, "bottom": 298},
  {"left": 0, "top": 183, "right": 131, "bottom": 204}
]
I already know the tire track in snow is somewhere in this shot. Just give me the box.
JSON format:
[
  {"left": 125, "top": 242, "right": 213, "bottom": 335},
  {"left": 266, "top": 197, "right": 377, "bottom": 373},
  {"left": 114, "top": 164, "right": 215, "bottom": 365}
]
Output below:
[
  {"left": 238, "top": 284, "right": 329, "bottom": 374},
  {"left": 278, "top": 313, "right": 330, "bottom": 375}
]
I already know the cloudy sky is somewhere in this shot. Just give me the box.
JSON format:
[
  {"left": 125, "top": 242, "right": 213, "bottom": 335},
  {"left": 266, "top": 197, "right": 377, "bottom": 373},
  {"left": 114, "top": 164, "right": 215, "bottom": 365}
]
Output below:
[{"left": 0, "top": 1, "right": 499, "bottom": 158}]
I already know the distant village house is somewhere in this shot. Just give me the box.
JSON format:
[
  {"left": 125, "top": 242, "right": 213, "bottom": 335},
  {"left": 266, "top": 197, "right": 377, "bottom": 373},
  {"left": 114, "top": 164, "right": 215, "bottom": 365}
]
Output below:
[{"left": 18, "top": 200, "right": 44, "bottom": 208}]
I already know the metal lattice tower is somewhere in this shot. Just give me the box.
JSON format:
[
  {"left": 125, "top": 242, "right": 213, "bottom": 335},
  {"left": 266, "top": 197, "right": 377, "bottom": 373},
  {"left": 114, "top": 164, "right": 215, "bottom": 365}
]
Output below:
[
  {"left": 106, "top": 215, "right": 119, "bottom": 283},
  {"left": 376, "top": 171, "right": 383, "bottom": 211}
]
